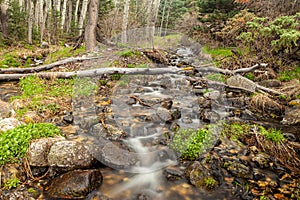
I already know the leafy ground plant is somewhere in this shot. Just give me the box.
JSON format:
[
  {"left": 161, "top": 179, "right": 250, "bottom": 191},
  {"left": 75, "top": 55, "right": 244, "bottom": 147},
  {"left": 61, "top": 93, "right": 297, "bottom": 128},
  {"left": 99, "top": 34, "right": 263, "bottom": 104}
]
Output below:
[
  {"left": 170, "top": 127, "right": 213, "bottom": 160},
  {"left": 0, "top": 123, "right": 62, "bottom": 165}
]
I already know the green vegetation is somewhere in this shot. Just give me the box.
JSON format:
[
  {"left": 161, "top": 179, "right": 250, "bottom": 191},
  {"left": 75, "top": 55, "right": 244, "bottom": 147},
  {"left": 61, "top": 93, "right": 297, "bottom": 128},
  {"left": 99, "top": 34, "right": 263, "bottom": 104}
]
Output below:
[
  {"left": 0, "top": 54, "right": 22, "bottom": 68},
  {"left": 10, "top": 76, "right": 74, "bottom": 119},
  {"left": 170, "top": 127, "right": 213, "bottom": 160},
  {"left": 204, "top": 177, "right": 217, "bottom": 189},
  {"left": 73, "top": 77, "right": 98, "bottom": 97},
  {"left": 259, "top": 126, "right": 285, "bottom": 143},
  {"left": 202, "top": 46, "right": 233, "bottom": 58},
  {"left": 116, "top": 49, "right": 141, "bottom": 58},
  {"left": 244, "top": 72, "right": 254, "bottom": 80},
  {"left": 259, "top": 196, "right": 270, "bottom": 200},
  {"left": 44, "top": 46, "right": 85, "bottom": 64},
  {"left": 127, "top": 63, "right": 148, "bottom": 68},
  {"left": 2, "top": 177, "right": 20, "bottom": 190},
  {"left": 205, "top": 73, "right": 226, "bottom": 82},
  {"left": 0, "top": 123, "right": 62, "bottom": 165},
  {"left": 222, "top": 122, "right": 250, "bottom": 144},
  {"left": 278, "top": 66, "right": 300, "bottom": 81}
]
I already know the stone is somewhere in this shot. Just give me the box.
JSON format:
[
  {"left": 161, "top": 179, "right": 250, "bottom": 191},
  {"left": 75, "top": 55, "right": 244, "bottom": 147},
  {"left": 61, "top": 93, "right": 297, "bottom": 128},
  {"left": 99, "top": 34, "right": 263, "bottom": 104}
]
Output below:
[
  {"left": 281, "top": 105, "right": 300, "bottom": 125},
  {"left": 45, "top": 169, "right": 102, "bottom": 199},
  {"left": 0, "top": 100, "right": 13, "bottom": 119},
  {"left": 259, "top": 79, "right": 282, "bottom": 88},
  {"left": 98, "top": 142, "right": 137, "bottom": 170},
  {"left": 227, "top": 75, "right": 257, "bottom": 93},
  {"left": 48, "top": 140, "right": 94, "bottom": 168},
  {"left": 203, "top": 90, "right": 220, "bottom": 100},
  {"left": 28, "top": 137, "right": 65, "bottom": 166},
  {"left": 0, "top": 118, "right": 24, "bottom": 132},
  {"left": 156, "top": 107, "right": 172, "bottom": 122}
]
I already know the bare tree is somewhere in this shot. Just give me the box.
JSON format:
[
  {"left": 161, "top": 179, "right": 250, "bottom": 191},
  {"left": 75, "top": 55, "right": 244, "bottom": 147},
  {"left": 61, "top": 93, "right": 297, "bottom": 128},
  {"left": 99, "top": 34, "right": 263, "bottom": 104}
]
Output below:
[
  {"left": 84, "top": 0, "right": 99, "bottom": 51},
  {"left": 0, "top": 0, "right": 8, "bottom": 38},
  {"left": 78, "top": 0, "right": 88, "bottom": 35}
]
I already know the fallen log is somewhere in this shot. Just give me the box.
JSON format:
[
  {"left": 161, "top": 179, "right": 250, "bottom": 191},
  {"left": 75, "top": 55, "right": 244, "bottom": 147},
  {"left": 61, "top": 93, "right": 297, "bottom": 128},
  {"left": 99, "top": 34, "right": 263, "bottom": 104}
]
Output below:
[{"left": 0, "top": 56, "right": 100, "bottom": 74}]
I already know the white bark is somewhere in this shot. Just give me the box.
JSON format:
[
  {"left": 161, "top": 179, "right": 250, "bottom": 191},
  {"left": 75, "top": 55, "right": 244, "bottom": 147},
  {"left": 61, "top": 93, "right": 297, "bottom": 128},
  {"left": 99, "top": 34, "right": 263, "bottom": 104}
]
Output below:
[
  {"left": 27, "top": 0, "right": 34, "bottom": 43},
  {"left": 159, "top": 0, "right": 167, "bottom": 36},
  {"left": 121, "top": 0, "right": 130, "bottom": 43},
  {"left": 164, "top": 0, "right": 173, "bottom": 35},
  {"left": 74, "top": 0, "right": 80, "bottom": 25},
  {"left": 60, "top": 0, "right": 68, "bottom": 29},
  {"left": 66, "top": 0, "right": 72, "bottom": 32},
  {"left": 78, "top": 0, "right": 89, "bottom": 35}
]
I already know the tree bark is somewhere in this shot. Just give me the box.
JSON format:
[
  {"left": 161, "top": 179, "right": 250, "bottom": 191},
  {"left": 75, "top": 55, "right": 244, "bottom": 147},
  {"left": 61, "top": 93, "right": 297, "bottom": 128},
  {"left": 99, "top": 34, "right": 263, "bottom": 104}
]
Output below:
[
  {"left": 78, "top": 0, "right": 89, "bottom": 36},
  {"left": 0, "top": 1, "right": 8, "bottom": 38},
  {"left": 61, "top": 0, "right": 68, "bottom": 29},
  {"left": 121, "top": 0, "right": 130, "bottom": 43},
  {"left": 27, "top": 0, "right": 34, "bottom": 43},
  {"left": 84, "top": 0, "right": 99, "bottom": 51}
]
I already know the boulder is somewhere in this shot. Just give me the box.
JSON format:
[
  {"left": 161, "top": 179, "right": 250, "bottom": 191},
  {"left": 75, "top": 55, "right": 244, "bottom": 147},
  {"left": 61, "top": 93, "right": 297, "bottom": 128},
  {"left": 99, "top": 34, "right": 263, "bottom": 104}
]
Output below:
[
  {"left": 45, "top": 169, "right": 102, "bottom": 199},
  {"left": 0, "top": 118, "right": 24, "bottom": 132},
  {"left": 48, "top": 140, "right": 94, "bottom": 168},
  {"left": 227, "top": 75, "right": 257, "bottom": 93},
  {"left": 0, "top": 100, "right": 13, "bottom": 119},
  {"left": 28, "top": 137, "right": 65, "bottom": 166}
]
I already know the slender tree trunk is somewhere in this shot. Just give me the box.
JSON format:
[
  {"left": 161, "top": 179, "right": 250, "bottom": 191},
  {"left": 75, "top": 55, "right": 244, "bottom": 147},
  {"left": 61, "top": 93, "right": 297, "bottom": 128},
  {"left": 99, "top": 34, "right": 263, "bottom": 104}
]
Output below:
[
  {"left": 66, "top": 0, "right": 72, "bottom": 32},
  {"left": 159, "top": 0, "right": 167, "bottom": 36},
  {"left": 0, "top": 1, "right": 8, "bottom": 38},
  {"left": 79, "top": 0, "right": 89, "bottom": 35},
  {"left": 74, "top": 0, "right": 80, "bottom": 27},
  {"left": 121, "top": 0, "right": 130, "bottom": 43},
  {"left": 164, "top": 0, "right": 172, "bottom": 35},
  {"left": 84, "top": 0, "right": 99, "bottom": 51},
  {"left": 27, "top": 0, "right": 34, "bottom": 43},
  {"left": 61, "top": 0, "right": 67, "bottom": 29}
]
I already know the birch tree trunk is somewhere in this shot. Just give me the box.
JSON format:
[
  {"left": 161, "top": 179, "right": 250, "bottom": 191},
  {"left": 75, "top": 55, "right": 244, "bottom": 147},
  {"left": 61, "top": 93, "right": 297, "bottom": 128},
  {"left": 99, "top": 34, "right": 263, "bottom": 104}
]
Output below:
[
  {"left": 27, "top": 0, "right": 34, "bottom": 43},
  {"left": 74, "top": 0, "right": 80, "bottom": 27},
  {"left": 61, "top": 0, "right": 68, "bottom": 29},
  {"left": 164, "top": 0, "right": 172, "bottom": 35},
  {"left": 84, "top": 0, "right": 99, "bottom": 51},
  {"left": 159, "top": 0, "right": 167, "bottom": 36},
  {"left": 78, "top": 0, "right": 89, "bottom": 35},
  {"left": 66, "top": 0, "right": 72, "bottom": 32},
  {"left": 121, "top": 0, "right": 130, "bottom": 43}
]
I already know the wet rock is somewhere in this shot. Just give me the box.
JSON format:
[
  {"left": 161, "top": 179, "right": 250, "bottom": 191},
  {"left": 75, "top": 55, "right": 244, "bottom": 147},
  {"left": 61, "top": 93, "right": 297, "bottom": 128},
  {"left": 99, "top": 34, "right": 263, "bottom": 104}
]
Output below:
[
  {"left": 203, "top": 90, "right": 220, "bottom": 100},
  {"left": 161, "top": 100, "right": 173, "bottom": 109},
  {"left": 223, "top": 160, "right": 253, "bottom": 179},
  {"left": 185, "top": 161, "right": 218, "bottom": 189},
  {"left": 0, "top": 118, "right": 24, "bottom": 132},
  {"left": 227, "top": 75, "right": 257, "bottom": 93},
  {"left": 28, "top": 137, "right": 65, "bottom": 166},
  {"left": 200, "top": 109, "right": 220, "bottom": 122},
  {"left": 45, "top": 169, "right": 102, "bottom": 199},
  {"left": 251, "top": 153, "right": 271, "bottom": 168},
  {"left": 86, "top": 191, "right": 111, "bottom": 200},
  {"left": 0, "top": 100, "right": 13, "bottom": 119},
  {"left": 281, "top": 105, "right": 300, "bottom": 125},
  {"left": 99, "top": 142, "right": 138, "bottom": 170},
  {"left": 156, "top": 107, "right": 172, "bottom": 122},
  {"left": 170, "top": 108, "right": 181, "bottom": 120},
  {"left": 0, "top": 185, "right": 39, "bottom": 200},
  {"left": 197, "top": 97, "right": 211, "bottom": 108},
  {"left": 164, "top": 166, "right": 184, "bottom": 181},
  {"left": 63, "top": 113, "right": 74, "bottom": 124},
  {"left": 48, "top": 140, "right": 94, "bottom": 168},
  {"left": 259, "top": 79, "right": 282, "bottom": 88},
  {"left": 105, "top": 124, "right": 127, "bottom": 140}
]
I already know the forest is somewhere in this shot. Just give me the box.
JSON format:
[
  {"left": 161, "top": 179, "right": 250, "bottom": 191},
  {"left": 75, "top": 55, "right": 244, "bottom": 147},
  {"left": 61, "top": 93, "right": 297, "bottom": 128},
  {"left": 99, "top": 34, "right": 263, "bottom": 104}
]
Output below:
[{"left": 0, "top": 0, "right": 299, "bottom": 199}]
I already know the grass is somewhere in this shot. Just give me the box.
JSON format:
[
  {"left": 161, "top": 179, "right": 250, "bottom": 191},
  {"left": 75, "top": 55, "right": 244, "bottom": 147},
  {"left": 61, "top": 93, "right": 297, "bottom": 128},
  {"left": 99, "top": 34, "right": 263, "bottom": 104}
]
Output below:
[
  {"left": 0, "top": 123, "right": 62, "bottom": 165},
  {"left": 202, "top": 46, "right": 233, "bottom": 57},
  {"left": 10, "top": 75, "right": 74, "bottom": 119},
  {"left": 0, "top": 54, "right": 22, "bottom": 68},
  {"left": 127, "top": 63, "right": 148, "bottom": 68},
  {"left": 205, "top": 73, "right": 226, "bottom": 82},
  {"left": 2, "top": 177, "right": 20, "bottom": 190},
  {"left": 278, "top": 66, "right": 300, "bottom": 81},
  {"left": 44, "top": 46, "right": 85, "bottom": 64},
  {"left": 115, "top": 49, "right": 141, "bottom": 58},
  {"left": 204, "top": 177, "right": 218, "bottom": 189}
]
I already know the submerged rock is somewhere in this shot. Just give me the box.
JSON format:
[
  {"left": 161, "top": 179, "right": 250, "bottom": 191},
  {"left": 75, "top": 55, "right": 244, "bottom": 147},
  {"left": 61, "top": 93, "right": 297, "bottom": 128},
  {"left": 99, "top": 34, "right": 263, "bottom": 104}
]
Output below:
[{"left": 45, "top": 169, "right": 102, "bottom": 199}]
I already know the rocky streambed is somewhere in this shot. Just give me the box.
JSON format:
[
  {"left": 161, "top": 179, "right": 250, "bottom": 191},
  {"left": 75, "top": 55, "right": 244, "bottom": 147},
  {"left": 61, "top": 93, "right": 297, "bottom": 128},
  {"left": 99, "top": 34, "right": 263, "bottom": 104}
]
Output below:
[{"left": 0, "top": 46, "right": 300, "bottom": 200}]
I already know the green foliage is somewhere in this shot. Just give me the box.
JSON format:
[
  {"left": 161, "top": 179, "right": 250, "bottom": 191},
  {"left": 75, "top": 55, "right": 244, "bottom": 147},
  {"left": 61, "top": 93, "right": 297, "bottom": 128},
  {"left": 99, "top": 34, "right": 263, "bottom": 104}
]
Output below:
[
  {"left": 10, "top": 76, "right": 74, "bottom": 118},
  {"left": 278, "top": 66, "right": 300, "bottom": 81},
  {"left": 237, "top": 13, "right": 300, "bottom": 55},
  {"left": 0, "top": 54, "right": 22, "bottom": 68},
  {"left": 259, "top": 196, "right": 270, "bottom": 200},
  {"left": 0, "top": 123, "right": 62, "bottom": 165},
  {"left": 244, "top": 72, "right": 254, "bottom": 80},
  {"left": 7, "top": 0, "right": 27, "bottom": 44},
  {"left": 116, "top": 49, "right": 141, "bottom": 58},
  {"left": 202, "top": 46, "right": 233, "bottom": 57},
  {"left": 198, "top": 0, "right": 236, "bottom": 14},
  {"left": 127, "top": 63, "right": 148, "bottom": 68},
  {"left": 204, "top": 177, "right": 217, "bottom": 189},
  {"left": 44, "top": 46, "right": 85, "bottom": 64},
  {"left": 170, "top": 127, "right": 213, "bottom": 160},
  {"left": 205, "top": 73, "right": 226, "bottom": 82},
  {"left": 222, "top": 123, "right": 251, "bottom": 144},
  {"left": 3, "top": 177, "right": 20, "bottom": 189},
  {"left": 259, "top": 126, "right": 285, "bottom": 143}
]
